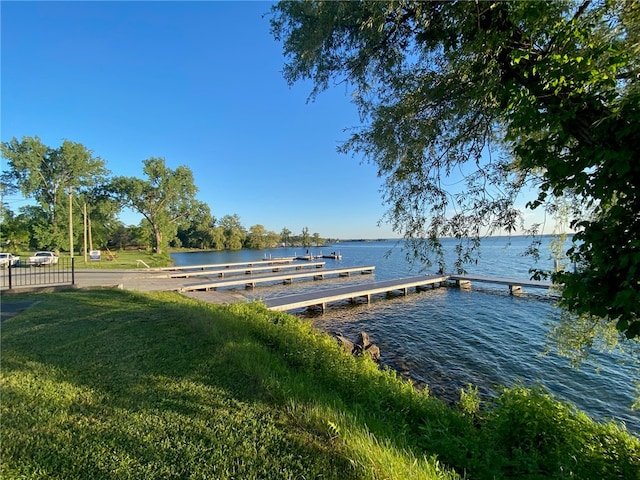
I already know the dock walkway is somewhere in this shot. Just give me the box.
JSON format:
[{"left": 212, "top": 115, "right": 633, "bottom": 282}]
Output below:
[
  {"left": 264, "top": 274, "right": 448, "bottom": 312},
  {"left": 448, "top": 274, "right": 552, "bottom": 294},
  {"left": 181, "top": 265, "right": 375, "bottom": 292},
  {"left": 168, "top": 261, "right": 325, "bottom": 278},
  {"left": 154, "top": 259, "right": 294, "bottom": 272}
]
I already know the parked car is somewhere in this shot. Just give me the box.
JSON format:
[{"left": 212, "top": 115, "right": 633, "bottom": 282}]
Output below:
[
  {"left": 0, "top": 252, "right": 20, "bottom": 269},
  {"left": 27, "top": 251, "right": 59, "bottom": 266}
]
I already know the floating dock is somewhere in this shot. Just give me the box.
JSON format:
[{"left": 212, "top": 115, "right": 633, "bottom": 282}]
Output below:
[
  {"left": 155, "top": 259, "right": 295, "bottom": 272},
  {"left": 316, "top": 251, "right": 342, "bottom": 260},
  {"left": 262, "top": 256, "right": 295, "bottom": 262},
  {"left": 448, "top": 274, "right": 552, "bottom": 294},
  {"left": 180, "top": 265, "right": 375, "bottom": 292},
  {"left": 263, "top": 273, "right": 554, "bottom": 313},
  {"left": 264, "top": 274, "right": 448, "bottom": 312},
  {"left": 168, "top": 261, "right": 326, "bottom": 278},
  {"left": 295, "top": 252, "right": 342, "bottom": 261}
]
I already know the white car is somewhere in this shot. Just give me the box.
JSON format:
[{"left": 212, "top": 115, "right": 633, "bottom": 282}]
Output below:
[
  {"left": 0, "top": 253, "right": 20, "bottom": 268},
  {"left": 27, "top": 251, "right": 59, "bottom": 266}
]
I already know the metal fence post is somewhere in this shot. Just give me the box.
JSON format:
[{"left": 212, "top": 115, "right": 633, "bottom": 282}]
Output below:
[
  {"left": 71, "top": 257, "right": 75, "bottom": 286},
  {"left": 8, "top": 263, "right": 12, "bottom": 290}
]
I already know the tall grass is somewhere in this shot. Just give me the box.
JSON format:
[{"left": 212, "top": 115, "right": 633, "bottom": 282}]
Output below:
[{"left": 1, "top": 290, "right": 638, "bottom": 479}]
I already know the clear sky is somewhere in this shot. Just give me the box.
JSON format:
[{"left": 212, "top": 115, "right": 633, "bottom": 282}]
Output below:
[{"left": 1, "top": 1, "right": 547, "bottom": 239}]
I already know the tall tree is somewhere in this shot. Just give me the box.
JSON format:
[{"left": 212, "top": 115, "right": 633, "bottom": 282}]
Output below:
[
  {"left": 265, "top": 230, "right": 281, "bottom": 249},
  {"left": 280, "top": 227, "right": 292, "bottom": 247},
  {"left": 271, "top": 1, "right": 640, "bottom": 342},
  {"left": 219, "top": 214, "right": 246, "bottom": 250},
  {"left": 312, "top": 232, "right": 322, "bottom": 246},
  {"left": 300, "top": 226, "right": 311, "bottom": 248},
  {"left": 0, "top": 208, "right": 31, "bottom": 251},
  {"left": 209, "top": 226, "right": 226, "bottom": 251},
  {"left": 247, "top": 224, "right": 281, "bottom": 249},
  {"left": 176, "top": 201, "right": 217, "bottom": 249},
  {"left": 76, "top": 187, "right": 121, "bottom": 253},
  {"left": 246, "top": 224, "right": 269, "bottom": 250},
  {"left": 110, "top": 158, "right": 198, "bottom": 254},
  {"left": 1, "top": 136, "right": 109, "bottom": 250},
  {"left": 107, "top": 223, "right": 140, "bottom": 250}
]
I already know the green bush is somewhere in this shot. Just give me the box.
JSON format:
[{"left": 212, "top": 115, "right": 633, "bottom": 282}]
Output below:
[{"left": 481, "top": 385, "right": 640, "bottom": 479}]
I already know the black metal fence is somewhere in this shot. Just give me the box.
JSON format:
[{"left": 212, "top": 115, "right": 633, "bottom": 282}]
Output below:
[{"left": 1, "top": 257, "right": 75, "bottom": 290}]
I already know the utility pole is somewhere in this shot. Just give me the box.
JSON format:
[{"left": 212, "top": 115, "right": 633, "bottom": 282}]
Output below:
[
  {"left": 83, "top": 202, "right": 88, "bottom": 263},
  {"left": 88, "top": 214, "right": 93, "bottom": 251},
  {"left": 68, "top": 187, "right": 74, "bottom": 257}
]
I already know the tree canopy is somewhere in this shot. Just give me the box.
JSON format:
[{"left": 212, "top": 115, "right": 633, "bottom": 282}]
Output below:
[
  {"left": 175, "top": 201, "right": 219, "bottom": 250},
  {"left": 1, "top": 136, "right": 109, "bottom": 250},
  {"left": 270, "top": 0, "right": 640, "bottom": 340},
  {"left": 219, "top": 214, "right": 247, "bottom": 250},
  {"left": 1, "top": 137, "right": 332, "bottom": 254},
  {"left": 109, "top": 158, "right": 198, "bottom": 255}
]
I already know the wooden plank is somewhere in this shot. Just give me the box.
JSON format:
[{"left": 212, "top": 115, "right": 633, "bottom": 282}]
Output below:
[
  {"left": 448, "top": 274, "right": 551, "bottom": 289},
  {"left": 180, "top": 266, "right": 376, "bottom": 292},
  {"left": 168, "top": 261, "right": 326, "bottom": 278},
  {"left": 448, "top": 274, "right": 552, "bottom": 293},
  {"left": 154, "top": 259, "right": 294, "bottom": 272},
  {"left": 264, "top": 275, "right": 448, "bottom": 312}
]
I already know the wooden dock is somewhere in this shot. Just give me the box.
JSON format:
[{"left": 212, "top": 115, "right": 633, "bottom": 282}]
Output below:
[
  {"left": 264, "top": 274, "right": 448, "bottom": 312},
  {"left": 261, "top": 256, "right": 295, "bottom": 262},
  {"left": 154, "top": 259, "right": 295, "bottom": 272},
  {"left": 448, "top": 274, "right": 552, "bottom": 294},
  {"left": 295, "top": 252, "right": 342, "bottom": 261},
  {"left": 168, "top": 261, "right": 326, "bottom": 278},
  {"left": 318, "top": 252, "right": 342, "bottom": 260},
  {"left": 180, "top": 265, "right": 375, "bottom": 292}
]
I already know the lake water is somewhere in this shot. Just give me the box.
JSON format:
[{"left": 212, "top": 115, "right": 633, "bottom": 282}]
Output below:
[{"left": 171, "top": 237, "right": 639, "bottom": 435}]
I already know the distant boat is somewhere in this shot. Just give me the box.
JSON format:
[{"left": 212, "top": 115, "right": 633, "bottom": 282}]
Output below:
[{"left": 318, "top": 251, "right": 342, "bottom": 260}]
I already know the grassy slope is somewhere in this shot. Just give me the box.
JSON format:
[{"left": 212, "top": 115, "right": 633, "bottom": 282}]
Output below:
[{"left": 1, "top": 289, "right": 638, "bottom": 480}]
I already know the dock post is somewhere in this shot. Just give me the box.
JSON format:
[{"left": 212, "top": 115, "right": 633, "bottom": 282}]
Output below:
[{"left": 457, "top": 279, "right": 472, "bottom": 290}]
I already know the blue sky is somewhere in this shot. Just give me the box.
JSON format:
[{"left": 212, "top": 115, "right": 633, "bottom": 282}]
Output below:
[{"left": 2, "top": 1, "right": 547, "bottom": 239}]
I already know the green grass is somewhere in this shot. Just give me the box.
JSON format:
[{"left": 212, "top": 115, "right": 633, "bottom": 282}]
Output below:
[
  {"left": 13, "top": 249, "right": 173, "bottom": 269},
  {"left": 73, "top": 249, "right": 173, "bottom": 269},
  {"left": 1, "top": 290, "right": 638, "bottom": 479}
]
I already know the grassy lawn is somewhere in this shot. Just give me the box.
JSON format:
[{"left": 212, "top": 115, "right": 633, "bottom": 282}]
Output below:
[
  {"left": 1, "top": 289, "right": 638, "bottom": 479},
  {"left": 68, "top": 250, "right": 173, "bottom": 269},
  {"left": 10, "top": 249, "right": 174, "bottom": 270}
]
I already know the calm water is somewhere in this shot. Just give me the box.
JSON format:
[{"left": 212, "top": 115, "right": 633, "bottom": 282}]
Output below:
[{"left": 171, "top": 237, "right": 639, "bottom": 435}]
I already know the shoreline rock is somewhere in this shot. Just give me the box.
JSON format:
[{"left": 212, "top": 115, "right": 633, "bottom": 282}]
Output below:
[{"left": 334, "top": 331, "right": 381, "bottom": 362}]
